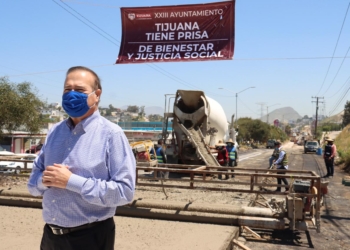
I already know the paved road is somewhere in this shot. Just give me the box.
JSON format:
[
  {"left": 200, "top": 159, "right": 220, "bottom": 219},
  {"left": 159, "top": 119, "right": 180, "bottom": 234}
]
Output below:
[
  {"left": 238, "top": 142, "right": 350, "bottom": 250},
  {"left": 1, "top": 139, "right": 349, "bottom": 250}
]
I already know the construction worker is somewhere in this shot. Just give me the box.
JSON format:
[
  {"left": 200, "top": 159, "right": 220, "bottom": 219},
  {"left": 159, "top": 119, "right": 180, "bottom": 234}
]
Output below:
[
  {"left": 226, "top": 139, "right": 237, "bottom": 178},
  {"left": 215, "top": 140, "right": 228, "bottom": 179},
  {"left": 273, "top": 140, "right": 289, "bottom": 192},
  {"left": 323, "top": 138, "right": 336, "bottom": 178},
  {"left": 153, "top": 139, "right": 167, "bottom": 164},
  {"left": 269, "top": 141, "right": 282, "bottom": 168}
]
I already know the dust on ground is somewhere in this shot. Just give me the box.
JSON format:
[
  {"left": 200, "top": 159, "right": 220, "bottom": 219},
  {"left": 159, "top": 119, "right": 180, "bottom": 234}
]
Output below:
[{"left": 0, "top": 173, "right": 244, "bottom": 250}]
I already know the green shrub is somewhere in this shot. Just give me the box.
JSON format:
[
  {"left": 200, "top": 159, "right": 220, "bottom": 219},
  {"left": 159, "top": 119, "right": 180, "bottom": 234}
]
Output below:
[
  {"left": 335, "top": 124, "right": 350, "bottom": 169},
  {"left": 237, "top": 117, "right": 288, "bottom": 143}
]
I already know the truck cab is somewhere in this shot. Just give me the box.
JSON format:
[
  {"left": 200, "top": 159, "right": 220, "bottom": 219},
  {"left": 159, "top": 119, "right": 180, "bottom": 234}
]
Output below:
[{"left": 266, "top": 139, "right": 276, "bottom": 149}]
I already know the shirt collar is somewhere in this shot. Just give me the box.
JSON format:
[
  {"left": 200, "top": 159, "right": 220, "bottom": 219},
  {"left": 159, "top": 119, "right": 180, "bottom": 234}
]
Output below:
[{"left": 65, "top": 110, "right": 100, "bottom": 132}]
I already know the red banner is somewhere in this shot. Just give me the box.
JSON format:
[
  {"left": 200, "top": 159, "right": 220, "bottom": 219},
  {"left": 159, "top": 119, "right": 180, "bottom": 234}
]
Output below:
[{"left": 116, "top": 1, "right": 235, "bottom": 64}]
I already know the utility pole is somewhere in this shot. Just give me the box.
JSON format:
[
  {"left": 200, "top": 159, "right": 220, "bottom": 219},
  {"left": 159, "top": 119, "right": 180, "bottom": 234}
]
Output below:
[
  {"left": 312, "top": 96, "right": 324, "bottom": 138},
  {"left": 266, "top": 103, "right": 280, "bottom": 124},
  {"left": 256, "top": 102, "right": 266, "bottom": 120}
]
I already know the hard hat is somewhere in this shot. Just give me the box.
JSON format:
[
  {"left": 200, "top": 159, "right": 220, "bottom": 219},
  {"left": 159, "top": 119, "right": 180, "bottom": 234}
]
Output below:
[
  {"left": 215, "top": 140, "right": 226, "bottom": 147},
  {"left": 226, "top": 138, "right": 235, "bottom": 143}
]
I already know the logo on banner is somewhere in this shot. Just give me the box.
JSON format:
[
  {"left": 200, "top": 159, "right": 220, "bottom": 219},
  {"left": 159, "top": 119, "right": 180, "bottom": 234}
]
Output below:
[
  {"left": 136, "top": 13, "right": 152, "bottom": 19},
  {"left": 128, "top": 13, "right": 135, "bottom": 20}
]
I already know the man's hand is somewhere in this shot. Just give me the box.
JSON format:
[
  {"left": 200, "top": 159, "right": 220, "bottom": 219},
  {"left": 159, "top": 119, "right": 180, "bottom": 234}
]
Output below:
[{"left": 42, "top": 164, "right": 72, "bottom": 189}]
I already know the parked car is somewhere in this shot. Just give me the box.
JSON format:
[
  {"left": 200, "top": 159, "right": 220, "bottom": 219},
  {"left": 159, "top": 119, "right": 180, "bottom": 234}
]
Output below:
[
  {"left": 304, "top": 141, "right": 319, "bottom": 154},
  {"left": 0, "top": 154, "right": 37, "bottom": 174},
  {"left": 266, "top": 139, "right": 276, "bottom": 149},
  {"left": 0, "top": 151, "right": 15, "bottom": 156}
]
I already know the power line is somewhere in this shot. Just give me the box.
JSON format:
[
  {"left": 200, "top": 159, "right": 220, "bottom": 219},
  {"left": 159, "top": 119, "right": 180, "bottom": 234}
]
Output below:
[
  {"left": 61, "top": 0, "right": 119, "bottom": 9},
  {"left": 316, "top": 1, "right": 350, "bottom": 96},
  {"left": 52, "top": 0, "right": 227, "bottom": 97},
  {"left": 5, "top": 55, "right": 350, "bottom": 78},
  {"left": 52, "top": 0, "right": 120, "bottom": 46},
  {"left": 322, "top": 45, "right": 350, "bottom": 95},
  {"left": 327, "top": 75, "right": 350, "bottom": 98},
  {"left": 238, "top": 98, "right": 259, "bottom": 116},
  {"left": 328, "top": 84, "right": 350, "bottom": 116},
  {"left": 53, "top": 0, "right": 350, "bottom": 101},
  {"left": 234, "top": 56, "right": 350, "bottom": 61},
  {"left": 256, "top": 102, "right": 266, "bottom": 119}
]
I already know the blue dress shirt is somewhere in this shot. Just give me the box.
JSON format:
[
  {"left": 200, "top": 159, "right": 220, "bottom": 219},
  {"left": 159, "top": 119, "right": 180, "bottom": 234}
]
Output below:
[{"left": 27, "top": 111, "right": 136, "bottom": 227}]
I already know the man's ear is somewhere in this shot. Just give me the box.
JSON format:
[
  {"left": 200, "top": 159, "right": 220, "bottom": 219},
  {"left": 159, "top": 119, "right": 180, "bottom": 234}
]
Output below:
[{"left": 95, "top": 89, "right": 102, "bottom": 99}]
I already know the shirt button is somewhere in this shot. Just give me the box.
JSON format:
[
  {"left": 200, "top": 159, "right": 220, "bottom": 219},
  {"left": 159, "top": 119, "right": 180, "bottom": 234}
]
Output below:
[
  {"left": 74, "top": 132, "right": 76, "bottom": 135},
  {"left": 68, "top": 148, "right": 71, "bottom": 151},
  {"left": 52, "top": 200, "right": 55, "bottom": 203},
  {"left": 52, "top": 218, "right": 56, "bottom": 221}
]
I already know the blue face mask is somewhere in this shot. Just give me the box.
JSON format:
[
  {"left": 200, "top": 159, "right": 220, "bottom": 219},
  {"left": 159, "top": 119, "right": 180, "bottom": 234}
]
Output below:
[{"left": 62, "top": 90, "right": 95, "bottom": 118}]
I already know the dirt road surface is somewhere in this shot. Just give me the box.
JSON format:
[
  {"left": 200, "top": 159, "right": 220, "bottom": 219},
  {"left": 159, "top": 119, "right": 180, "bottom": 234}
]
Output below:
[
  {"left": 0, "top": 205, "right": 235, "bottom": 250},
  {"left": 1, "top": 134, "right": 349, "bottom": 250}
]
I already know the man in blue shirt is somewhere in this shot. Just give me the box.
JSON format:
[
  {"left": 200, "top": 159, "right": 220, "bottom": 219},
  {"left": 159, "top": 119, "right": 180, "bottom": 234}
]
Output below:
[
  {"left": 27, "top": 66, "right": 136, "bottom": 250},
  {"left": 151, "top": 139, "right": 167, "bottom": 164},
  {"left": 273, "top": 140, "right": 289, "bottom": 193},
  {"left": 225, "top": 139, "right": 237, "bottom": 179}
]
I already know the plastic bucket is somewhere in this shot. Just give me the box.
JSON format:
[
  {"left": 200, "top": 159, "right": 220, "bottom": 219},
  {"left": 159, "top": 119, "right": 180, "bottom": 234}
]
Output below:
[{"left": 317, "top": 147, "right": 323, "bottom": 155}]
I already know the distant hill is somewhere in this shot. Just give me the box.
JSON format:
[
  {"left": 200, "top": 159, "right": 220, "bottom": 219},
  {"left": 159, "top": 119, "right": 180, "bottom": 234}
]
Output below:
[
  {"left": 260, "top": 107, "right": 302, "bottom": 124},
  {"left": 320, "top": 110, "right": 344, "bottom": 124}
]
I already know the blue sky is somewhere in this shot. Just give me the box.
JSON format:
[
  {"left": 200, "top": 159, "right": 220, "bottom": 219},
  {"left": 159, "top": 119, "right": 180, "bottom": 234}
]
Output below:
[{"left": 1, "top": 0, "right": 350, "bottom": 121}]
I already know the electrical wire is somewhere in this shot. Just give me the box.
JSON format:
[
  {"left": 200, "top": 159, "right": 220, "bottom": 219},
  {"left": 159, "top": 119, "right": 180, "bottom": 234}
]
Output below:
[
  {"left": 327, "top": 75, "right": 350, "bottom": 98},
  {"left": 316, "top": 1, "right": 350, "bottom": 96},
  {"left": 239, "top": 98, "right": 260, "bottom": 116},
  {"left": 6, "top": 0, "right": 350, "bottom": 112},
  {"left": 322, "top": 45, "right": 350, "bottom": 95},
  {"left": 52, "top": 0, "right": 120, "bottom": 46},
  {"left": 60, "top": 0, "right": 350, "bottom": 100},
  {"left": 54, "top": 0, "right": 350, "bottom": 100},
  {"left": 328, "top": 84, "right": 350, "bottom": 116},
  {"left": 4, "top": 64, "right": 114, "bottom": 77},
  {"left": 5, "top": 55, "right": 350, "bottom": 78},
  {"left": 53, "top": 0, "right": 227, "bottom": 96},
  {"left": 61, "top": 0, "right": 119, "bottom": 9}
]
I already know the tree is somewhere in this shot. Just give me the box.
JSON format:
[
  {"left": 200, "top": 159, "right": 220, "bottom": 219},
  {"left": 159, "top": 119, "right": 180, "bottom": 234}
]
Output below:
[
  {"left": 105, "top": 109, "right": 111, "bottom": 116},
  {"left": 237, "top": 117, "right": 289, "bottom": 143},
  {"left": 285, "top": 125, "right": 292, "bottom": 135},
  {"left": 342, "top": 101, "right": 350, "bottom": 128},
  {"left": 237, "top": 118, "right": 270, "bottom": 142},
  {"left": 138, "top": 106, "right": 145, "bottom": 118},
  {"left": 108, "top": 104, "right": 116, "bottom": 111},
  {"left": 0, "top": 77, "right": 46, "bottom": 137},
  {"left": 127, "top": 105, "right": 139, "bottom": 113},
  {"left": 148, "top": 114, "right": 163, "bottom": 122}
]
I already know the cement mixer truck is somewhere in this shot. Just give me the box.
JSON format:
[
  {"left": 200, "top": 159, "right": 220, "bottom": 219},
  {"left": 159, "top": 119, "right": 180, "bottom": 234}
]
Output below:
[{"left": 163, "top": 90, "right": 238, "bottom": 166}]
